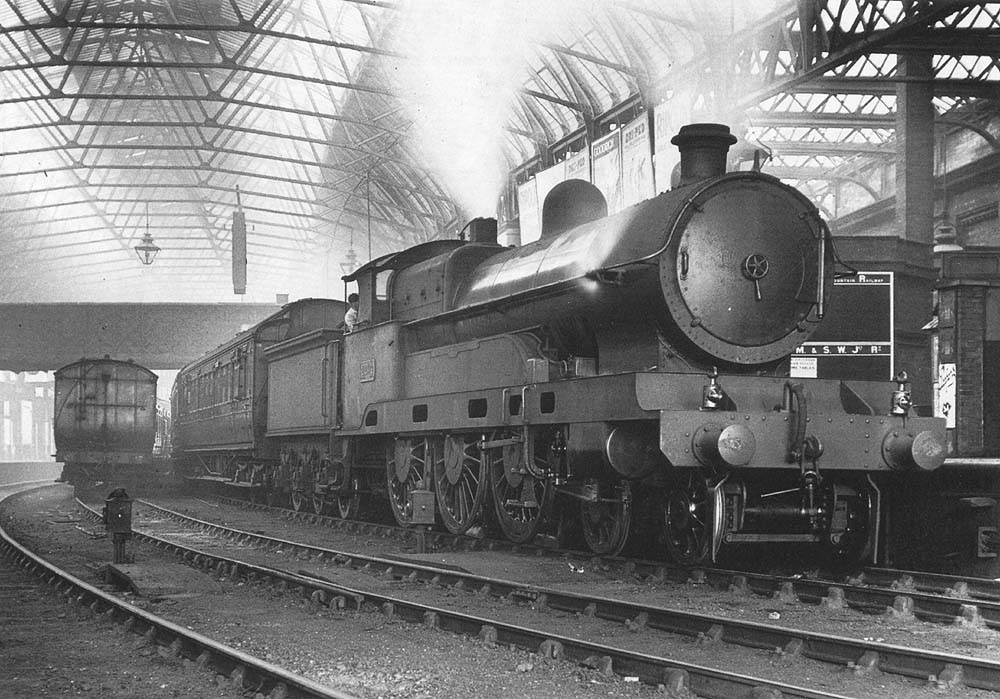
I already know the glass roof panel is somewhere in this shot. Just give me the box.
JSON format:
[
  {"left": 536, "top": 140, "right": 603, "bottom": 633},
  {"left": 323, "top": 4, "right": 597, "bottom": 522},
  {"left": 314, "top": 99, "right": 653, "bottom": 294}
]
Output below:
[{"left": 2, "top": 0, "right": 999, "bottom": 303}]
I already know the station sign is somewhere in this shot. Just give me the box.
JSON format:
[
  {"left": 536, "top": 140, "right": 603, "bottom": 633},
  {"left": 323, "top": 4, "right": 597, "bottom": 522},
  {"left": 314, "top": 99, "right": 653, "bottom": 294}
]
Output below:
[{"left": 791, "top": 271, "right": 894, "bottom": 380}]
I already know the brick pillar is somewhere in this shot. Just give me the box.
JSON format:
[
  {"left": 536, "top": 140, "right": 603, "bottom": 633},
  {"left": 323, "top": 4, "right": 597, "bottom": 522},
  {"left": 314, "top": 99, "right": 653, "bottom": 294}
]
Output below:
[
  {"left": 956, "top": 285, "right": 986, "bottom": 456},
  {"left": 940, "top": 283, "right": 987, "bottom": 456},
  {"left": 895, "top": 53, "right": 936, "bottom": 245}
]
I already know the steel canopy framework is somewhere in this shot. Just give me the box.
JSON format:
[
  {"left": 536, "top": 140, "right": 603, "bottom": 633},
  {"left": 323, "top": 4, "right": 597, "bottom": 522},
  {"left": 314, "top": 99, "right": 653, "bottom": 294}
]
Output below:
[{"left": 1, "top": 0, "right": 998, "bottom": 304}]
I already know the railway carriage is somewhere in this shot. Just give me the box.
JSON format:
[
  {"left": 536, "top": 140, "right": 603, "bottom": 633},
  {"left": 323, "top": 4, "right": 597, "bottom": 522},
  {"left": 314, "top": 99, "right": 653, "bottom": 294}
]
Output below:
[
  {"left": 171, "top": 298, "right": 346, "bottom": 505},
  {"left": 175, "top": 123, "right": 947, "bottom": 564},
  {"left": 54, "top": 356, "right": 158, "bottom": 486}
]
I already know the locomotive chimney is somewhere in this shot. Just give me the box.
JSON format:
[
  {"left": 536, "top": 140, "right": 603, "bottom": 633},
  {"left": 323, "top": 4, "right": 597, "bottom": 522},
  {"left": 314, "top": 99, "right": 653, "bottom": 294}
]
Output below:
[
  {"left": 670, "top": 123, "right": 738, "bottom": 186},
  {"left": 467, "top": 217, "right": 498, "bottom": 245}
]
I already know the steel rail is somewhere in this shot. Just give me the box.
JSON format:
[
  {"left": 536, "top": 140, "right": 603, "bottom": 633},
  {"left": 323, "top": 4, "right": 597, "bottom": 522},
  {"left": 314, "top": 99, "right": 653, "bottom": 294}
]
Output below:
[
  {"left": 125, "top": 497, "right": 1000, "bottom": 694},
  {"left": 0, "top": 488, "right": 360, "bottom": 699},
  {"left": 859, "top": 567, "right": 1000, "bottom": 604},
  {"left": 76, "top": 499, "right": 857, "bottom": 699}
]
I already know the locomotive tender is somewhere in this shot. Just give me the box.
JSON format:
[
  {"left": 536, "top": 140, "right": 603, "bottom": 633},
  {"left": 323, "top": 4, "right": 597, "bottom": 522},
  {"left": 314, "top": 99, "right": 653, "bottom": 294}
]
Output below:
[
  {"left": 174, "top": 123, "right": 946, "bottom": 563},
  {"left": 54, "top": 356, "right": 158, "bottom": 485}
]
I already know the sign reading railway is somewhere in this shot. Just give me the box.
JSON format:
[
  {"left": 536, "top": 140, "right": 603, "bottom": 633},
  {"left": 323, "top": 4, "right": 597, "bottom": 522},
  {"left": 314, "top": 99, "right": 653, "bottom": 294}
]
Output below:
[{"left": 791, "top": 271, "right": 894, "bottom": 380}]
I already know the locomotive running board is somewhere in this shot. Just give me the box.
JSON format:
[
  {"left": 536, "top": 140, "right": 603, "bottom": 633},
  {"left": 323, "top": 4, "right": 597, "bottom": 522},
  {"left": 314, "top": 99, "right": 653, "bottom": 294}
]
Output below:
[{"left": 724, "top": 533, "right": 823, "bottom": 543}]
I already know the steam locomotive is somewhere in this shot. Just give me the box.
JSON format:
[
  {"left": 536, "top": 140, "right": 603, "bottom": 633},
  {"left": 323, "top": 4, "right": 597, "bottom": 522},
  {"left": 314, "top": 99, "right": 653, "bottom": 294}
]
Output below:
[
  {"left": 173, "top": 123, "right": 946, "bottom": 564},
  {"left": 54, "top": 356, "right": 159, "bottom": 486}
]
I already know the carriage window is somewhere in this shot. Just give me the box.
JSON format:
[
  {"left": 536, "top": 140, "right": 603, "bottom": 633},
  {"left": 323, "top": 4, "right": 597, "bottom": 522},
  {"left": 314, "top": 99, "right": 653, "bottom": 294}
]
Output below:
[
  {"left": 468, "top": 398, "right": 488, "bottom": 418},
  {"left": 540, "top": 392, "right": 556, "bottom": 414},
  {"left": 236, "top": 348, "right": 248, "bottom": 398},
  {"left": 230, "top": 353, "right": 238, "bottom": 399},
  {"left": 364, "top": 410, "right": 378, "bottom": 426}
]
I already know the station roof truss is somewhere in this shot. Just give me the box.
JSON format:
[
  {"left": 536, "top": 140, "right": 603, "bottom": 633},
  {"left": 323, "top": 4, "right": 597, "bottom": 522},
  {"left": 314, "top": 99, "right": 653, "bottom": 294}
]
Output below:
[{"left": 1, "top": 0, "right": 999, "bottom": 303}]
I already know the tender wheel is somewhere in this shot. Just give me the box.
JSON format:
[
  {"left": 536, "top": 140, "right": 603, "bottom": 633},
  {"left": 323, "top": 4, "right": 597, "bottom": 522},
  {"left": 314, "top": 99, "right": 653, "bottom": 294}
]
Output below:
[
  {"left": 433, "top": 434, "right": 487, "bottom": 535},
  {"left": 580, "top": 479, "right": 632, "bottom": 556},
  {"left": 663, "top": 471, "right": 713, "bottom": 565},
  {"left": 311, "top": 492, "right": 327, "bottom": 515},
  {"left": 310, "top": 457, "right": 329, "bottom": 515},
  {"left": 387, "top": 438, "right": 430, "bottom": 527},
  {"left": 488, "top": 429, "right": 553, "bottom": 544},
  {"left": 288, "top": 450, "right": 306, "bottom": 511},
  {"left": 336, "top": 474, "right": 362, "bottom": 520}
]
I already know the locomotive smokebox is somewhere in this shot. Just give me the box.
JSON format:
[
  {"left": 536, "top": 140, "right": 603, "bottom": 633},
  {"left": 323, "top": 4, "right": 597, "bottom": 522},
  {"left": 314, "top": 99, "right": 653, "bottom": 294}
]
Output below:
[
  {"left": 670, "top": 123, "right": 738, "bottom": 186},
  {"left": 467, "top": 217, "right": 498, "bottom": 245}
]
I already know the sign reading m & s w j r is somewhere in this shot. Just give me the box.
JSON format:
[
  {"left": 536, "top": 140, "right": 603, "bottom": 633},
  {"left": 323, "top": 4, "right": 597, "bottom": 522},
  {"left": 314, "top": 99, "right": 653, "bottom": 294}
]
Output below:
[{"left": 791, "top": 272, "right": 894, "bottom": 381}]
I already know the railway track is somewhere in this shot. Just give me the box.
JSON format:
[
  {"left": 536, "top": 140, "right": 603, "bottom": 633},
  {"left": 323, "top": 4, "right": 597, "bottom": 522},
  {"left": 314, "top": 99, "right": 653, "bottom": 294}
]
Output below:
[
  {"left": 99, "top": 495, "right": 1000, "bottom": 697},
  {"left": 0, "top": 485, "right": 359, "bottom": 699},
  {"left": 211, "top": 492, "right": 1000, "bottom": 632}
]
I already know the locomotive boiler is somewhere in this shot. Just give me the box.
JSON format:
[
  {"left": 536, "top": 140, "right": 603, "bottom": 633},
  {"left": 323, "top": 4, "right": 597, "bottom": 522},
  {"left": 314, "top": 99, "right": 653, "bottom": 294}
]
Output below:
[
  {"left": 176, "top": 123, "right": 947, "bottom": 565},
  {"left": 54, "top": 356, "right": 159, "bottom": 486}
]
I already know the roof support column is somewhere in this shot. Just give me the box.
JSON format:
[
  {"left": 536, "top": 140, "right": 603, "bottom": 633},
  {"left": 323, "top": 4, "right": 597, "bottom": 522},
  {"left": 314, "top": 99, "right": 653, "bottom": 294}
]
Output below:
[{"left": 894, "top": 52, "right": 935, "bottom": 246}]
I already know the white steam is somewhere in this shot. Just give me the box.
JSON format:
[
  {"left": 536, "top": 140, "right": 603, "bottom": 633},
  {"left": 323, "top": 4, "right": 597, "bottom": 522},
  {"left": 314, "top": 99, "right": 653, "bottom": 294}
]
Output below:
[
  {"left": 390, "top": 1, "right": 785, "bottom": 218},
  {"left": 391, "top": 1, "right": 579, "bottom": 217}
]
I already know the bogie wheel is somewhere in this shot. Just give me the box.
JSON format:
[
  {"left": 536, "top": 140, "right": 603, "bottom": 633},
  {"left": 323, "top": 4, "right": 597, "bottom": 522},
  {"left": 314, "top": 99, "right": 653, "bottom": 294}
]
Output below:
[
  {"left": 824, "top": 483, "right": 876, "bottom": 566},
  {"left": 663, "top": 470, "right": 713, "bottom": 565},
  {"left": 386, "top": 438, "right": 430, "bottom": 527},
  {"left": 580, "top": 479, "right": 633, "bottom": 556},
  {"left": 433, "top": 434, "right": 487, "bottom": 535},
  {"left": 488, "top": 429, "right": 554, "bottom": 544}
]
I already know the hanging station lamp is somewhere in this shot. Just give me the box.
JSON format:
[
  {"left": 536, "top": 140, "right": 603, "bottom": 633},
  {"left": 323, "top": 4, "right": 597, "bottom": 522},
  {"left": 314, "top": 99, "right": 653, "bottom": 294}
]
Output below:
[{"left": 134, "top": 202, "right": 160, "bottom": 265}]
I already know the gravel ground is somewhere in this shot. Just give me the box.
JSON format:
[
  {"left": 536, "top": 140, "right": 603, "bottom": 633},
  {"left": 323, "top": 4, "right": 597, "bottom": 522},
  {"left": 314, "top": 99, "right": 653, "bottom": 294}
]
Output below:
[
  {"left": 0, "top": 489, "right": 243, "bottom": 699},
  {"left": 9, "top": 485, "right": 1000, "bottom": 698},
  {"left": 135, "top": 494, "right": 1000, "bottom": 698},
  {"left": 4, "top": 486, "right": 670, "bottom": 699}
]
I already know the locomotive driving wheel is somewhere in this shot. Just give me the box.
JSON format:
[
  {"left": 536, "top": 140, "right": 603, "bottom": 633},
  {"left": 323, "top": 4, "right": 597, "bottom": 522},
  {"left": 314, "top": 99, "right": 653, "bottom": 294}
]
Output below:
[
  {"left": 386, "top": 438, "right": 431, "bottom": 527},
  {"left": 663, "top": 470, "right": 714, "bottom": 565},
  {"left": 487, "top": 428, "right": 554, "bottom": 544},
  {"left": 433, "top": 434, "right": 487, "bottom": 535},
  {"left": 580, "top": 478, "right": 633, "bottom": 556}
]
